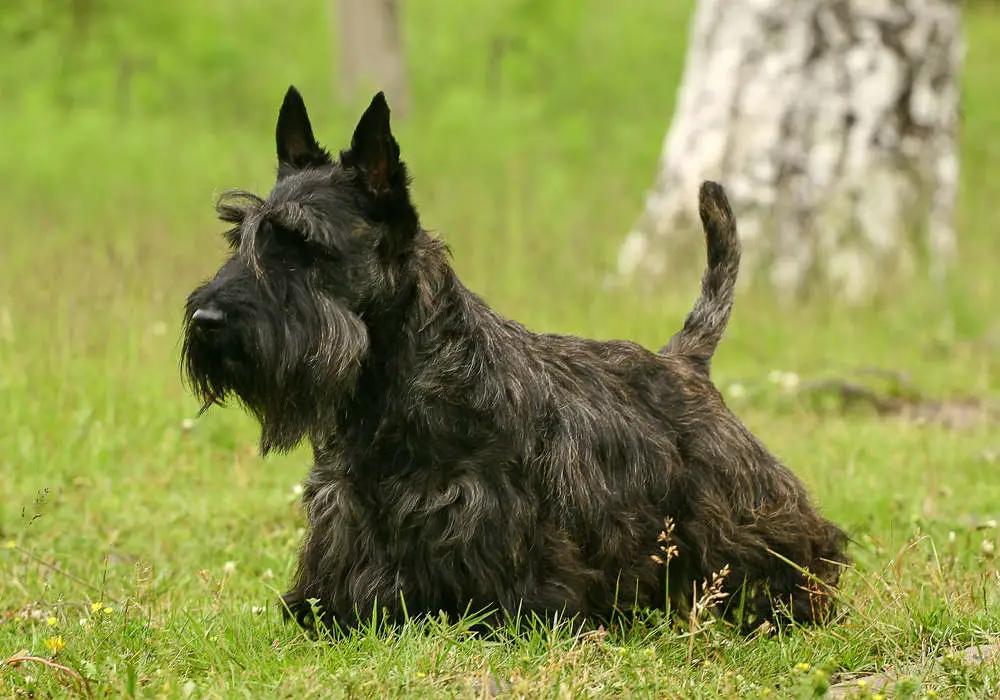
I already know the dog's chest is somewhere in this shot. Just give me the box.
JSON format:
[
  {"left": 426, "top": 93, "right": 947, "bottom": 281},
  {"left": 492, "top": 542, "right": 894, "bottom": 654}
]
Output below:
[{"left": 322, "top": 464, "right": 535, "bottom": 571}]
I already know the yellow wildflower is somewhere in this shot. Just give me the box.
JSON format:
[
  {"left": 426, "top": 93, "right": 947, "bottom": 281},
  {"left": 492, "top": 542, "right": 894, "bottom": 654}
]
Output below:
[{"left": 44, "top": 635, "right": 66, "bottom": 653}]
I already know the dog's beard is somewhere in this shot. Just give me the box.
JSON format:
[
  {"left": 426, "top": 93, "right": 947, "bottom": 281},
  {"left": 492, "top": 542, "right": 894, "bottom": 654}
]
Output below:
[{"left": 182, "top": 300, "right": 370, "bottom": 454}]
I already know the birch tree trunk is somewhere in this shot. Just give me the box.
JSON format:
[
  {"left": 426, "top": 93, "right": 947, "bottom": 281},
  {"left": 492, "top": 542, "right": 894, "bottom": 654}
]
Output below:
[
  {"left": 336, "top": 0, "right": 410, "bottom": 116},
  {"left": 616, "top": 0, "right": 963, "bottom": 304}
]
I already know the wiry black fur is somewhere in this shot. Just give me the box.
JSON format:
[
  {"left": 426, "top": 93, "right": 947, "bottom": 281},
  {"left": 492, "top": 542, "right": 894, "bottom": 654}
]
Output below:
[
  {"left": 661, "top": 181, "right": 740, "bottom": 376},
  {"left": 181, "top": 86, "right": 848, "bottom": 633}
]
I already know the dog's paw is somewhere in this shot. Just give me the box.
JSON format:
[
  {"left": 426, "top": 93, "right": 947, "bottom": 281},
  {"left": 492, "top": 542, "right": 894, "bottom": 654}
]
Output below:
[{"left": 280, "top": 590, "right": 315, "bottom": 628}]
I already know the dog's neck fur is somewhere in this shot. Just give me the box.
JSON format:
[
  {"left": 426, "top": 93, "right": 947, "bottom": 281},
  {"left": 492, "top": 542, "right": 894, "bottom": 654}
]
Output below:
[
  {"left": 371, "top": 231, "right": 492, "bottom": 359},
  {"left": 326, "top": 231, "right": 487, "bottom": 431}
]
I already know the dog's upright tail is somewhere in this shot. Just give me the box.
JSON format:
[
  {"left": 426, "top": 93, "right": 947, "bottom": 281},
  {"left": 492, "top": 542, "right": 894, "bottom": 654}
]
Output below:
[{"left": 661, "top": 181, "right": 741, "bottom": 374}]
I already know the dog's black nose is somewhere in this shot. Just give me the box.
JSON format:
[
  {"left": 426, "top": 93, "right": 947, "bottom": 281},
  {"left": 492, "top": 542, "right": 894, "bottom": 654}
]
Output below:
[{"left": 192, "top": 306, "right": 226, "bottom": 326}]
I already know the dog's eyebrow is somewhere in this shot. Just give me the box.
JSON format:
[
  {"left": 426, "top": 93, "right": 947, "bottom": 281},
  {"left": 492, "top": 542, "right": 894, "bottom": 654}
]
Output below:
[
  {"left": 238, "top": 209, "right": 267, "bottom": 275},
  {"left": 216, "top": 189, "right": 264, "bottom": 223},
  {"left": 262, "top": 196, "right": 363, "bottom": 257},
  {"left": 215, "top": 189, "right": 267, "bottom": 266},
  {"left": 266, "top": 200, "right": 336, "bottom": 245}
]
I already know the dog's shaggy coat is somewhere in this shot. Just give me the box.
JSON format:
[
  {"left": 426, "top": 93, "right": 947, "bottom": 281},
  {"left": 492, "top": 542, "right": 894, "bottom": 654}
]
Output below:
[{"left": 182, "top": 87, "right": 848, "bottom": 632}]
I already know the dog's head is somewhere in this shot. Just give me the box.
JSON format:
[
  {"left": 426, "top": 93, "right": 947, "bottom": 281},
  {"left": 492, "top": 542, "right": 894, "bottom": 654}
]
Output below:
[{"left": 181, "top": 87, "right": 420, "bottom": 453}]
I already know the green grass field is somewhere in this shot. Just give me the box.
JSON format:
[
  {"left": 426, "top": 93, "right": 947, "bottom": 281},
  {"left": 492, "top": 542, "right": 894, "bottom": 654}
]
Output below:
[{"left": 1, "top": 1, "right": 999, "bottom": 697}]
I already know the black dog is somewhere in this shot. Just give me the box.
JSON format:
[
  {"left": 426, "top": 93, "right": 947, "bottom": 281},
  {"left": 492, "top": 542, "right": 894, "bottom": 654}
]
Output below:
[{"left": 182, "top": 86, "right": 847, "bottom": 632}]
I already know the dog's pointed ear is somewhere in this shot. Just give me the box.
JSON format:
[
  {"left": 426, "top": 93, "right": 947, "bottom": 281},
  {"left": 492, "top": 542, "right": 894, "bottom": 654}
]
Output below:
[
  {"left": 341, "top": 92, "right": 403, "bottom": 197},
  {"left": 276, "top": 86, "right": 330, "bottom": 170}
]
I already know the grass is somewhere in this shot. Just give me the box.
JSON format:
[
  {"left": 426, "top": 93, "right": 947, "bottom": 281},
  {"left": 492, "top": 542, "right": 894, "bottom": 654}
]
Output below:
[{"left": 1, "top": 0, "right": 999, "bottom": 697}]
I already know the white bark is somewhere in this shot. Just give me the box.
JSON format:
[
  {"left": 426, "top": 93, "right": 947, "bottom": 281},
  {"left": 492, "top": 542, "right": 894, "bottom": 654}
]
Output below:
[
  {"left": 617, "top": 0, "right": 963, "bottom": 304},
  {"left": 336, "top": 0, "right": 410, "bottom": 116}
]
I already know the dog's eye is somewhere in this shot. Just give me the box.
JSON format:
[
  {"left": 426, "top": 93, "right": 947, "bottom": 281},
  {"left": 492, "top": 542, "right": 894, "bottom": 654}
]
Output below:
[{"left": 273, "top": 225, "right": 305, "bottom": 246}]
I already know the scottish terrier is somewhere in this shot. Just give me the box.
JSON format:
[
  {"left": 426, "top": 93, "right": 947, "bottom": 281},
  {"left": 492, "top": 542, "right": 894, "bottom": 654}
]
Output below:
[{"left": 181, "top": 86, "right": 848, "bottom": 633}]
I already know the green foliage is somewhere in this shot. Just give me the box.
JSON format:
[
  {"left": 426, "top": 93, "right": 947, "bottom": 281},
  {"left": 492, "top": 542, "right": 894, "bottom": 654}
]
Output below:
[{"left": 1, "top": 1, "right": 999, "bottom": 696}]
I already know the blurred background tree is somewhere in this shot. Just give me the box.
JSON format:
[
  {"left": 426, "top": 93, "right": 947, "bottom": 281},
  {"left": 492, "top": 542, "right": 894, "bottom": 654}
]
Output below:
[
  {"left": 336, "top": 0, "right": 409, "bottom": 117},
  {"left": 615, "top": 0, "right": 964, "bottom": 306}
]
